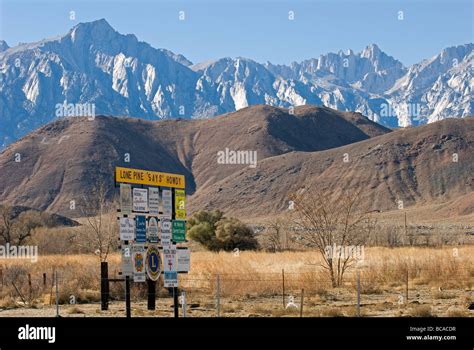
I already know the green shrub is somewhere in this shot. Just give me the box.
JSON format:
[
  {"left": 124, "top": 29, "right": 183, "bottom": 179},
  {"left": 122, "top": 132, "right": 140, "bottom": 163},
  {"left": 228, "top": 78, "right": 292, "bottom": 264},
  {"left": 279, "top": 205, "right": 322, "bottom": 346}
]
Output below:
[{"left": 188, "top": 210, "right": 259, "bottom": 251}]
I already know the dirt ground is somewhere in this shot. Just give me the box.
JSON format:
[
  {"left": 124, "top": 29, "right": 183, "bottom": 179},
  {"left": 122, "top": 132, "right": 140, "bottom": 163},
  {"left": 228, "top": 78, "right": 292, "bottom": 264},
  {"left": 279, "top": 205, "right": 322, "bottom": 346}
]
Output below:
[{"left": 0, "top": 285, "right": 472, "bottom": 318}]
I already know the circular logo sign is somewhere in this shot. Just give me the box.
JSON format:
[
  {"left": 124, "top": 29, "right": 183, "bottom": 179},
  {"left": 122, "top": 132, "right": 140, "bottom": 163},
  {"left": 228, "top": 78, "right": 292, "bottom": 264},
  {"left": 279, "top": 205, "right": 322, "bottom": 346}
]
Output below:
[{"left": 146, "top": 245, "right": 161, "bottom": 281}]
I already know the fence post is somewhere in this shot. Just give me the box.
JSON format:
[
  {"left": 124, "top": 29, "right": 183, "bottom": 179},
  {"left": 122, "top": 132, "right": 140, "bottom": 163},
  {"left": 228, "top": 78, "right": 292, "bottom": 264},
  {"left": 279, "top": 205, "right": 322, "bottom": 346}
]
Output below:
[
  {"left": 43, "top": 273, "right": 47, "bottom": 290},
  {"left": 55, "top": 271, "right": 60, "bottom": 317},
  {"left": 49, "top": 268, "right": 55, "bottom": 306},
  {"left": 282, "top": 269, "right": 285, "bottom": 308},
  {"left": 0, "top": 269, "right": 3, "bottom": 287},
  {"left": 181, "top": 291, "right": 187, "bottom": 318},
  {"left": 12, "top": 282, "right": 26, "bottom": 304},
  {"left": 357, "top": 271, "right": 361, "bottom": 317},
  {"left": 28, "top": 273, "right": 32, "bottom": 301},
  {"left": 300, "top": 289, "right": 304, "bottom": 317},
  {"left": 100, "top": 261, "right": 109, "bottom": 311},
  {"left": 405, "top": 268, "right": 409, "bottom": 303},
  {"left": 216, "top": 274, "right": 221, "bottom": 317}
]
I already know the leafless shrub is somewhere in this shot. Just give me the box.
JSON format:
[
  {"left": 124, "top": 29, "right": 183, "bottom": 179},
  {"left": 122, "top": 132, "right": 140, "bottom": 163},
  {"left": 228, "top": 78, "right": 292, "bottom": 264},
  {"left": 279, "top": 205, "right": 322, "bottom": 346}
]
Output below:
[
  {"left": 77, "top": 179, "right": 117, "bottom": 262},
  {"left": 289, "top": 188, "right": 376, "bottom": 287}
]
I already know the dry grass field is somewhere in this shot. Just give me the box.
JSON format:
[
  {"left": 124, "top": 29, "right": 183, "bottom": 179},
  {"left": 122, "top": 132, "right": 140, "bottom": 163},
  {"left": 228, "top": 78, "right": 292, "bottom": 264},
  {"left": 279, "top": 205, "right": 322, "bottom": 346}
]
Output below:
[{"left": 0, "top": 246, "right": 472, "bottom": 317}]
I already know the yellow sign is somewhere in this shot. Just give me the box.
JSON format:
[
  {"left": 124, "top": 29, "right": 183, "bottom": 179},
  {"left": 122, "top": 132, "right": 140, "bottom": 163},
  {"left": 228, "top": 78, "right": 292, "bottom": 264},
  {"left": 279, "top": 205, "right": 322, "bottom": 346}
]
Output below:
[
  {"left": 175, "top": 189, "right": 186, "bottom": 220},
  {"left": 115, "top": 167, "right": 185, "bottom": 189}
]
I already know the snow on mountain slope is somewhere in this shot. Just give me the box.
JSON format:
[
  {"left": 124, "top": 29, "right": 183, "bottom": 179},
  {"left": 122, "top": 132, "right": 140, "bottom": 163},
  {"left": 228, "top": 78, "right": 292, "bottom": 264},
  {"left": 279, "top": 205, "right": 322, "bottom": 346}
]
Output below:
[
  {"left": 0, "top": 19, "right": 199, "bottom": 146},
  {"left": 387, "top": 44, "right": 474, "bottom": 126},
  {"left": 0, "top": 41, "right": 9, "bottom": 52},
  {"left": 0, "top": 19, "right": 472, "bottom": 147}
]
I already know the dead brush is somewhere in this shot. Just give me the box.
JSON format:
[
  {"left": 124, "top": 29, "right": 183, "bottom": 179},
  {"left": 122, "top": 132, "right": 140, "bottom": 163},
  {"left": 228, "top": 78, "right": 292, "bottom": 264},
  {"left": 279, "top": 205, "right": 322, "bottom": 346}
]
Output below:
[
  {"left": 0, "top": 246, "right": 472, "bottom": 314},
  {"left": 320, "top": 307, "right": 345, "bottom": 317},
  {"left": 407, "top": 305, "right": 433, "bottom": 317}
]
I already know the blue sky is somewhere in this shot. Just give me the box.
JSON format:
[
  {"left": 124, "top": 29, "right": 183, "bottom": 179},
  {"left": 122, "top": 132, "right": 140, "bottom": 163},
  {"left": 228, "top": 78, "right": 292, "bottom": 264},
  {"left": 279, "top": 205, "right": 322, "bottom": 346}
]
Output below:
[{"left": 0, "top": 0, "right": 472, "bottom": 66}]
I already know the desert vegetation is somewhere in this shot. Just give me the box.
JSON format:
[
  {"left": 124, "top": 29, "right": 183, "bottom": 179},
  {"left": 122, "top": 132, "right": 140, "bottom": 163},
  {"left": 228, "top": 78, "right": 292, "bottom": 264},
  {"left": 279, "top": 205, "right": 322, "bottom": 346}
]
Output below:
[
  {"left": 0, "top": 204, "right": 77, "bottom": 245},
  {"left": 0, "top": 188, "right": 472, "bottom": 317},
  {"left": 188, "top": 210, "right": 259, "bottom": 251},
  {"left": 0, "top": 246, "right": 471, "bottom": 317},
  {"left": 288, "top": 188, "right": 375, "bottom": 287}
]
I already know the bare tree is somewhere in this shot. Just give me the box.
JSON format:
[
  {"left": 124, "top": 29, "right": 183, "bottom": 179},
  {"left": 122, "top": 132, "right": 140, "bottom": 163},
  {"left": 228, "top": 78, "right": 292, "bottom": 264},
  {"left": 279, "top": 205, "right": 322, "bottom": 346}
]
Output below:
[
  {"left": 0, "top": 205, "right": 42, "bottom": 245},
  {"left": 289, "top": 188, "right": 376, "bottom": 287},
  {"left": 265, "top": 218, "right": 290, "bottom": 252},
  {"left": 77, "top": 179, "right": 117, "bottom": 262},
  {"left": 386, "top": 227, "right": 402, "bottom": 248},
  {"left": 0, "top": 205, "right": 15, "bottom": 244}
]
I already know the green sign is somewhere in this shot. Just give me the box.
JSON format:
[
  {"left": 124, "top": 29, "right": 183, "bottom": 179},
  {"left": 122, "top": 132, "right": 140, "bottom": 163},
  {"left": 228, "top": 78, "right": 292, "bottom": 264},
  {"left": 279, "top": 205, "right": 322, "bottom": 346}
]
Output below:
[{"left": 172, "top": 220, "right": 186, "bottom": 242}]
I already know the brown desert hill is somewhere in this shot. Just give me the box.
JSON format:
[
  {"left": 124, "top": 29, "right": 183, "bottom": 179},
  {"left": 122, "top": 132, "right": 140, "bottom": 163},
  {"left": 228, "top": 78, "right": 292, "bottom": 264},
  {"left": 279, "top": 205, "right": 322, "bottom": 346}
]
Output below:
[
  {"left": 190, "top": 117, "right": 474, "bottom": 219},
  {"left": 0, "top": 105, "right": 389, "bottom": 216},
  {"left": 158, "top": 105, "right": 390, "bottom": 192},
  {"left": 0, "top": 117, "right": 194, "bottom": 215}
]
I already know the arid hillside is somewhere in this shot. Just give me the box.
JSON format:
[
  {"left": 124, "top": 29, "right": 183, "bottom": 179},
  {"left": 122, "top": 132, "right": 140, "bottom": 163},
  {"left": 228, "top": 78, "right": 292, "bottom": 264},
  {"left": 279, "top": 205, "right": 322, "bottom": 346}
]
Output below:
[
  {"left": 0, "top": 105, "right": 389, "bottom": 216},
  {"left": 0, "top": 104, "right": 472, "bottom": 220}
]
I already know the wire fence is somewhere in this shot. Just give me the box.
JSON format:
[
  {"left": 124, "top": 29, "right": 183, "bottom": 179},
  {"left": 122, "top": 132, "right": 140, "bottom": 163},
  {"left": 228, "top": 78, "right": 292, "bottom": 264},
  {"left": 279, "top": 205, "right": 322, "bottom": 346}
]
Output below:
[{"left": 0, "top": 266, "right": 472, "bottom": 317}]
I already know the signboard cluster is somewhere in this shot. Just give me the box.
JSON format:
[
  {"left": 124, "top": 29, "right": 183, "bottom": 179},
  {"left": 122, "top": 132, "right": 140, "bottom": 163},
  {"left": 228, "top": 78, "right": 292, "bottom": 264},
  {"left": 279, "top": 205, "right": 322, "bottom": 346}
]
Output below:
[{"left": 115, "top": 167, "right": 190, "bottom": 288}]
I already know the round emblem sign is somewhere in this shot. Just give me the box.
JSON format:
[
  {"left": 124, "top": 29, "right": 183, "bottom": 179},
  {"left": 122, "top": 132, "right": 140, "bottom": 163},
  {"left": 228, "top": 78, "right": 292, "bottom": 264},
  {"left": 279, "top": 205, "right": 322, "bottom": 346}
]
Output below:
[{"left": 146, "top": 245, "right": 161, "bottom": 281}]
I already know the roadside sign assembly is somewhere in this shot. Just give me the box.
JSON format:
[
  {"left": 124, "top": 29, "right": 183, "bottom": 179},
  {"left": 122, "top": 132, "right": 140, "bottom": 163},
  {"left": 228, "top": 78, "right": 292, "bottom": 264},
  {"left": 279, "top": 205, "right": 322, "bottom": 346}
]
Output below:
[{"left": 115, "top": 166, "right": 189, "bottom": 317}]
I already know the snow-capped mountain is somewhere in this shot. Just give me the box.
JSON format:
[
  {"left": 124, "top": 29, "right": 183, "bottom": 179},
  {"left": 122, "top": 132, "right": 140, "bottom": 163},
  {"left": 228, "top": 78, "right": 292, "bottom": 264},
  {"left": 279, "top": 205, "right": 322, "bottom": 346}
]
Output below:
[
  {"left": 0, "top": 19, "right": 472, "bottom": 147},
  {"left": 0, "top": 41, "right": 9, "bottom": 52},
  {"left": 387, "top": 45, "right": 473, "bottom": 125}
]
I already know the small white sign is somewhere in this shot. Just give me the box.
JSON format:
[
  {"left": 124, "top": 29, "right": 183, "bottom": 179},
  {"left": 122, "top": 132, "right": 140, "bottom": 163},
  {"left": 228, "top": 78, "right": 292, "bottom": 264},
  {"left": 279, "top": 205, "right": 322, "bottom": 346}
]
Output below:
[
  {"left": 119, "top": 217, "right": 135, "bottom": 241},
  {"left": 120, "top": 184, "right": 132, "bottom": 214},
  {"left": 148, "top": 187, "right": 160, "bottom": 215},
  {"left": 121, "top": 246, "right": 133, "bottom": 277},
  {"left": 161, "top": 189, "right": 172, "bottom": 219},
  {"left": 160, "top": 219, "right": 172, "bottom": 247},
  {"left": 148, "top": 217, "right": 159, "bottom": 243},
  {"left": 163, "top": 245, "right": 177, "bottom": 272},
  {"left": 177, "top": 248, "right": 190, "bottom": 273},
  {"left": 133, "top": 188, "right": 148, "bottom": 213},
  {"left": 162, "top": 245, "right": 178, "bottom": 287}
]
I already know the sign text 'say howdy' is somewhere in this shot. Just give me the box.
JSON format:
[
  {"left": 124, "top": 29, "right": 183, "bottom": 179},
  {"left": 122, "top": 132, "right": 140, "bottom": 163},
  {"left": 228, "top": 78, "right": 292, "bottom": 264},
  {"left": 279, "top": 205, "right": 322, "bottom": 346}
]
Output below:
[{"left": 116, "top": 167, "right": 185, "bottom": 189}]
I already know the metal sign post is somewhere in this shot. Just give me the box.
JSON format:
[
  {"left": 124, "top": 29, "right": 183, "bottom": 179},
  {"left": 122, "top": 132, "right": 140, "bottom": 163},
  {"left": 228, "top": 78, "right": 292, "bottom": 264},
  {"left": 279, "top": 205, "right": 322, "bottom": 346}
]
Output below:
[
  {"left": 173, "top": 287, "right": 179, "bottom": 318},
  {"left": 147, "top": 279, "right": 156, "bottom": 310},
  {"left": 55, "top": 271, "right": 59, "bottom": 317},
  {"left": 357, "top": 271, "right": 361, "bottom": 317},
  {"left": 125, "top": 275, "right": 131, "bottom": 318}
]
